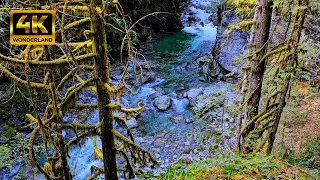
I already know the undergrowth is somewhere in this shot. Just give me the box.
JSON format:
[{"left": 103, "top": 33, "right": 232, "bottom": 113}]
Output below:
[
  {"left": 157, "top": 153, "right": 316, "bottom": 180},
  {"left": 286, "top": 137, "right": 320, "bottom": 178}
]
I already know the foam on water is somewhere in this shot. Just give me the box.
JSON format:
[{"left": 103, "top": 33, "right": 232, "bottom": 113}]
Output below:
[
  {"left": 66, "top": 0, "right": 218, "bottom": 178},
  {"left": 182, "top": 0, "right": 217, "bottom": 50},
  {"left": 172, "top": 98, "right": 190, "bottom": 114}
]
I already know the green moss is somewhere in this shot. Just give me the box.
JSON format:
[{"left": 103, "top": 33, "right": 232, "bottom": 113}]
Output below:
[
  {"left": 183, "top": 147, "right": 191, "bottom": 154},
  {"left": 139, "top": 171, "right": 155, "bottom": 179},
  {"left": 196, "top": 145, "right": 205, "bottom": 152},
  {"left": 209, "top": 145, "right": 218, "bottom": 154},
  {"left": 3, "top": 125, "right": 17, "bottom": 139},
  {"left": 159, "top": 153, "right": 312, "bottom": 180},
  {"left": 0, "top": 146, "right": 11, "bottom": 169},
  {"left": 225, "top": 134, "right": 232, "bottom": 139}
]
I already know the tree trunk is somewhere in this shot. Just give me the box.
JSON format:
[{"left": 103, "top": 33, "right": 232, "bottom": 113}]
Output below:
[
  {"left": 90, "top": 0, "right": 118, "bottom": 179},
  {"left": 267, "top": 0, "right": 308, "bottom": 155},
  {"left": 43, "top": 45, "right": 72, "bottom": 180},
  {"left": 242, "top": 0, "right": 273, "bottom": 152}
]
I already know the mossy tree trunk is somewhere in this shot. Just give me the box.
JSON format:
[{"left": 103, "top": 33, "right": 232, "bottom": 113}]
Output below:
[
  {"left": 43, "top": 45, "right": 72, "bottom": 180},
  {"left": 242, "top": 0, "right": 273, "bottom": 153},
  {"left": 238, "top": 0, "right": 310, "bottom": 155},
  {"left": 89, "top": 0, "right": 118, "bottom": 179},
  {"left": 266, "top": 0, "right": 308, "bottom": 155}
]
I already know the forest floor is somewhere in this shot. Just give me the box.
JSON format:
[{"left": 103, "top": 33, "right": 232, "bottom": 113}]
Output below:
[{"left": 278, "top": 96, "right": 320, "bottom": 154}]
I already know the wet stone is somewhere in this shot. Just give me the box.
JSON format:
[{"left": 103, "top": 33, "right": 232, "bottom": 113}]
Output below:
[
  {"left": 154, "top": 95, "right": 172, "bottom": 111},
  {"left": 126, "top": 117, "right": 139, "bottom": 129},
  {"left": 170, "top": 115, "right": 184, "bottom": 123}
]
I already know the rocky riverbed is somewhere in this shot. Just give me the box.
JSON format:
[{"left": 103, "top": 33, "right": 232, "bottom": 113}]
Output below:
[
  {"left": 0, "top": 0, "right": 248, "bottom": 179},
  {"left": 65, "top": 0, "right": 247, "bottom": 179}
]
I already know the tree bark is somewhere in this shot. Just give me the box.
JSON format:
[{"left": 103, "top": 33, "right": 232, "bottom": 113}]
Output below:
[
  {"left": 44, "top": 45, "right": 72, "bottom": 180},
  {"left": 266, "top": 0, "right": 308, "bottom": 155},
  {"left": 90, "top": 0, "right": 118, "bottom": 179},
  {"left": 242, "top": 0, "right": 273, "bottom": 152}
]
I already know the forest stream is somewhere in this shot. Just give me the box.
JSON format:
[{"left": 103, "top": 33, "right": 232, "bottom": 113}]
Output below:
[
  {"left": 1, "top": 0, "right": 319, "bottom": 179},
  {"left": 0, "top": 0, "right": 319, "bottom": 178},
  {"left": 66, "top": 0, "right": 241, "bottom": 179}
]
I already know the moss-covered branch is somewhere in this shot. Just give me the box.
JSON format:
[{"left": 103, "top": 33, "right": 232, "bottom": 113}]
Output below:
[{"left": 0, "top": 53, "right": 96, "bottom": 69}]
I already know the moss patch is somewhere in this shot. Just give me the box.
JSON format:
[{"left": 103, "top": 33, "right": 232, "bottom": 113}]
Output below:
[
  {"left": 3, "top": 125, "right": 17, "bottom": 139},
  {"left": 158, "top": 153, "right": 315, "bottom": 180}
]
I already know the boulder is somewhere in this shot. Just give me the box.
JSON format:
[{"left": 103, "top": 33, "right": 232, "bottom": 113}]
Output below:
[
  {"left": 134, "top": 137, "right": 145, "bottom": 144},
  {"left": 148, "top": 90, "right": 164, "bottom": 99},
  {"left": 187, "top": 15, "right": 200, "bottom": 23},
  {"left": 187, "top": 87, "right": 203, "bottom": 106},
  {"left": 195, "top": 55, "right": 223, "bottom": 81},
  {"left": 136, "top": 72, "right": 156, "bottom": 84},
  {"left": 126, "top": 117, "right": 139, "bottom": 129},
  {"left": 154, "top": 95, "right": 172, "bottom": 111}
]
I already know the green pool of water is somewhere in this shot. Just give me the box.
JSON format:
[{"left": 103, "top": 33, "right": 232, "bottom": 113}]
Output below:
[{"left": 153, "top": 31, "right": 194, "bottom": 58}]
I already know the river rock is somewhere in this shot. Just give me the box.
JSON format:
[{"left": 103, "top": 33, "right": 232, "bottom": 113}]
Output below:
[
  {"left": 155, "top": 153, "right": 161, "bottom": 159},
  {"left": 134, "top": 137, "right": 144, "bottom": 144},
  {"left": 185, "top": 118, "right": 194, "bottom": 124},
  {"left": 195, "top": 55, "right": 222, "bottom": 82},
  {"left": 138, "top": 72, "right": 156, "bottom": 84},
  {"left": 187, "top": 15, "right": 200, "bottom": 23},
  {"left": 127, "top": 66, "right": 134, "bottom": 73},
  {"left": 0, "top": 136, "right": 8, "bottom": 144},
  {"left": 170, "top": 115, "right": 184, "bottom": 123},
  {"left": 187, "top": 87, "right": 203, "bottom": 106},
  {"left": 148, "top": 90, "right": 164, "bottom": 99},
  {"left": 126, "top": 117, "right": 139, "bottom": 129},
  {"left": 154, "top": 95, "right": 172, "bottom": 111}
]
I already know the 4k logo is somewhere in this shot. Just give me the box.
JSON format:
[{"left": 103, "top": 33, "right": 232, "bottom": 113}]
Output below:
[{"left": 10, "top": 10, "right": 55, "bottom": 45}]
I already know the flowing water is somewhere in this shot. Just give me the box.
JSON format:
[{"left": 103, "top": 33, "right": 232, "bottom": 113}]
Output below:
[
  {"left": 2, "top": 1, "right": 241, "bottom": 179},
  {"left": 66, "top": 0, "right": 238, "bottom": 179}
]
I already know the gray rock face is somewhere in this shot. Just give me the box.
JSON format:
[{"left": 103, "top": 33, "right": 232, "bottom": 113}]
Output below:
[
  {"left": 154, "top": 95, "right": 172, "bottom": 111},
  {"left": 221, "top": 11, "right": 239, "bottom": 27},
  {"left": 214, "top": 29, "right": 248, "bottom": 75},
  {"left": 187, "top": 87, "right": 203, "bottom": 106},
  {"left": 195, "top": 55, "right": 223, "bottom": 82},
  {"left": 211, "top": 10, "right": 247, "bottom": 75},
  {"left": 126, "top": 117, "right": 139, "bottom": 129}
]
